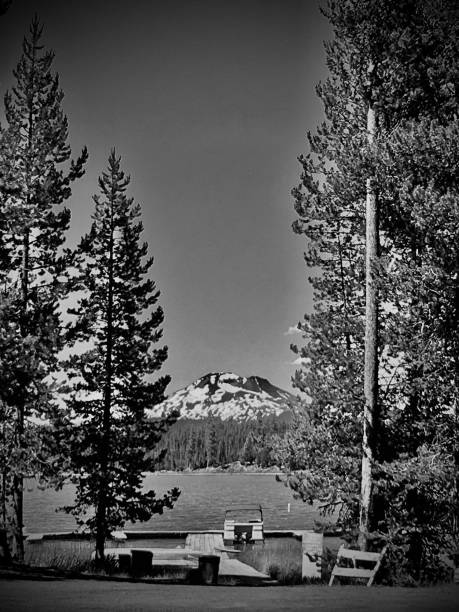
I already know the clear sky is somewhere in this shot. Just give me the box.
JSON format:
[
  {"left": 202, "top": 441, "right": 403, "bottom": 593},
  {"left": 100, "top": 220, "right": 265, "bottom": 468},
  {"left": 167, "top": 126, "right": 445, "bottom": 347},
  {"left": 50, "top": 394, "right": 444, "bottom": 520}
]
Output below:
[{"left": 0, "top": 0, "right": 330, "bottom": 393}]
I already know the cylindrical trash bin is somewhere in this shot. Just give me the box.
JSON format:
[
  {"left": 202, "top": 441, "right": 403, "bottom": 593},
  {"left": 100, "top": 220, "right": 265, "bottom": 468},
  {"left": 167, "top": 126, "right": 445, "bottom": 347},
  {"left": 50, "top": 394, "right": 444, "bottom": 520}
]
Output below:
[
  {"left": 198, "top": 555, "right": 220, "bottom": 585},
  {"left": 118, "top": 553, "right": 132, "bottom": 574},
  {"left": 131, "top": 549, "right": 153, "bottom": 577},
  {"left": 0, "top": 528, "right": 11, "bottom": 565}
]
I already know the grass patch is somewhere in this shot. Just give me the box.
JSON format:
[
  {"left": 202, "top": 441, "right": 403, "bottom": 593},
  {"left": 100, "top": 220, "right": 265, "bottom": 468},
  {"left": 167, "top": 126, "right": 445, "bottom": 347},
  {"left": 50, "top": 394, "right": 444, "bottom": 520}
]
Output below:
[
  {"left": 25, "top": 539, "right": 94, "bottom": 572},
  {"left": 150, "top": 567, "right": 189, "bottom": 580},
  {"left": 24, "top": 539, "right": 192, "bottom": 581},
  {"left": 237, "top": 538, "right": 340, "bottom": 585},
  {"left": 238, "top": 538, "right": 303, "bottom": 585},
  {"left": 23, "top": 536, "right": 339, "bottom": 584}
]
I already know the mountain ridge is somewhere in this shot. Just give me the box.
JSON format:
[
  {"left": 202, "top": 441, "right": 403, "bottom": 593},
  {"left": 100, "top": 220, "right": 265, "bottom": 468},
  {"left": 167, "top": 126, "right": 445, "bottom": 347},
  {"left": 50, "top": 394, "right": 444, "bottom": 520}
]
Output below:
[{"left": 147, "top": 371, "right": 297, "bottom": 421}]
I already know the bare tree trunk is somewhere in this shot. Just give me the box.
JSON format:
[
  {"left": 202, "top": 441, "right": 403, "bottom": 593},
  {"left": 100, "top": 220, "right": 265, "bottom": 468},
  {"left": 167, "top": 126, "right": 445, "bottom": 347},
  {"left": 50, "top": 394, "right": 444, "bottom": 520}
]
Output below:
[
  {"left": 1, "top": 422, "right": 13, "bottom": 564},
  {"left": 337, "top": 217, "right": 352, "bottom": 353},
  {"left": 8, "top": 229, "right": 31, "bottom": 562},
  {"left": 359, "top": 98, "right": 379, "bottom": 551},
  {"left": 94, "top": 197, "right": 115, "bottom": 566},
  {"left": 9, "top": 30, "right": 36, "bottom": 562},
  {"left": 454, "top": 283, "right": 459, "bottom": 538}
]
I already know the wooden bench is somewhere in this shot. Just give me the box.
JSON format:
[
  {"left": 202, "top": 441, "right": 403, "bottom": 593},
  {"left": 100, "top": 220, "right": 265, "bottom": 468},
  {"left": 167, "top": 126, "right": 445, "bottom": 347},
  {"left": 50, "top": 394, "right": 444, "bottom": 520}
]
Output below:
[{"left": 329, "top": 545, "right": 387, "bottom": 587}]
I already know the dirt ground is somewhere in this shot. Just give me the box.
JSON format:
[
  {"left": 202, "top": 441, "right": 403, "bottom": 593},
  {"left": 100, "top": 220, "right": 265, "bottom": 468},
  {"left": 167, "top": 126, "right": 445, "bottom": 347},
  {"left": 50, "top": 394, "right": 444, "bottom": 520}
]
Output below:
[{"left": 1, "top": 579, "right": 458, "bottom": 612}]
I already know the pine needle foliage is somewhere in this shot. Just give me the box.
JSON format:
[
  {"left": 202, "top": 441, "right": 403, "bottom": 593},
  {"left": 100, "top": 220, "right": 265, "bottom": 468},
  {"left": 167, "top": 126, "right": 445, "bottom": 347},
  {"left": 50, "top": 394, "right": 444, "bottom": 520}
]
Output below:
[
  {"left": 0, "top": 17, "right": 87, "bottom": 561},
  {"left": 276, "top": 0, "right": 458, "bottom": 583},
  {"left": 63, "top": 151, "right": 179, "bottom": 562}
]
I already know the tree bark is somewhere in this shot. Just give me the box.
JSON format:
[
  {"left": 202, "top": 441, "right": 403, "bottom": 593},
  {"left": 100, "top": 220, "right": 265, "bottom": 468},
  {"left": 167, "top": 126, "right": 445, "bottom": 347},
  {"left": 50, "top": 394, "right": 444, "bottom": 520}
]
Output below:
[
  {"left": 9, "top": 28, "right": 37, "bottom": 562},
  {"left": 9, "top": 229, "right": 30, "bottom": 562},
  {"left": 94, "top": 193, "right": 115, "bottom": 565},
  {"left": 337, "top": 217, "right": 352, "bottom": 353},
  {"left": 454, "top": 282, "right": 459, "bottom": 537},
  {"left": 359, "top": 99, "right": 379, "bottom": 551}
]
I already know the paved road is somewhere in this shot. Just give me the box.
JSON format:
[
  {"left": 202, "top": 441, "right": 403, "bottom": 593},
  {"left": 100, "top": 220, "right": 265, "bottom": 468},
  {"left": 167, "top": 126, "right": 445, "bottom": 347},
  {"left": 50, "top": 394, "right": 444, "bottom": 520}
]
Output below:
[{"left": 1, "top": 579, "right": 458, "bottom": 611}]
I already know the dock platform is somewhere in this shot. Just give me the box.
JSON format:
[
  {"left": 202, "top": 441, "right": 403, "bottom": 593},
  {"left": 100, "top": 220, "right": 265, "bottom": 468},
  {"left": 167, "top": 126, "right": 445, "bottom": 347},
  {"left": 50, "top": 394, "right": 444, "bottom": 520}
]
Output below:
[{"left": 185, "top": 532, "right": 272, "bottom": 584}]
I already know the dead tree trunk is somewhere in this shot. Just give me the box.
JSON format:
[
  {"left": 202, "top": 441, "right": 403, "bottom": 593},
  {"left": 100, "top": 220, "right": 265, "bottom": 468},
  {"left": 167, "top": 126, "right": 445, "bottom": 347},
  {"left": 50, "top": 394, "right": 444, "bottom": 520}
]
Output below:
[{"left": 359, "top": 95, "right": 379, "bottom": 551}]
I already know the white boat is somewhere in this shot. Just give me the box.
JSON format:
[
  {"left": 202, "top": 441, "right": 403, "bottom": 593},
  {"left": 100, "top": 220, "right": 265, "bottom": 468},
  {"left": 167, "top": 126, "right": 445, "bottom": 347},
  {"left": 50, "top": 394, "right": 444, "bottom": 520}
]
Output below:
[{"left": 223, "top": 504, "right": 264, "bottom": 545}]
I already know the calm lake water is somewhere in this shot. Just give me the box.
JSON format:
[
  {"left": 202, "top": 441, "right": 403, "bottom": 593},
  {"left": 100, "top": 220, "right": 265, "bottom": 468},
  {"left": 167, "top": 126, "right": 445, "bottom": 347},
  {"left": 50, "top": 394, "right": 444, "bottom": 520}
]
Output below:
[{"left": 24, "top": 473, "right": 320, "bottom": 533}]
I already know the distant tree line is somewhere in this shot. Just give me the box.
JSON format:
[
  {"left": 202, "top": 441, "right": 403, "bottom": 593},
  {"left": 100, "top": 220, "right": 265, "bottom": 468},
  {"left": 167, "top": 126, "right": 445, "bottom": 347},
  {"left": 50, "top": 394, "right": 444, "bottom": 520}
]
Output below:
[{"left": 156, "top": 415, "right": 289, "bottom": 470}]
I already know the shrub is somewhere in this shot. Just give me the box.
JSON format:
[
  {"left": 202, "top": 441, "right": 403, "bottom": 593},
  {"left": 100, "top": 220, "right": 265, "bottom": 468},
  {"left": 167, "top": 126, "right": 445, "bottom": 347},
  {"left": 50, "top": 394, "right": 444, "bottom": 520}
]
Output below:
[{"left": 374, "top": 446, "right": 456, "bottom": 585}]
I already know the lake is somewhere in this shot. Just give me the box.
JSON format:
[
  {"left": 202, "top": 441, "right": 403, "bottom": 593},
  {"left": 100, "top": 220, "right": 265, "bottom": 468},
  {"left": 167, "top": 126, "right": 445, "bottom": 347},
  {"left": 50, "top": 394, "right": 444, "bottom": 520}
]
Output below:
[{"left": 24, "top": 473, "right": 321, "bottom": 533}]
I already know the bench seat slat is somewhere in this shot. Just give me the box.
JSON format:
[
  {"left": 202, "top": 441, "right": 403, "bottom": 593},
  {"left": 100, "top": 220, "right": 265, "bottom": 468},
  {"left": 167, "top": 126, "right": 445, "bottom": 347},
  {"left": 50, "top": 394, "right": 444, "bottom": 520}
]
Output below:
[
  {"left": 329, "top": 545, "right": 387, "bottom": 587},
  {"left": 337, "top": 549, "right": 382, "bottom": 562},
  {"left": 332, "top": 567, "right": 374, "bottom": 579}
]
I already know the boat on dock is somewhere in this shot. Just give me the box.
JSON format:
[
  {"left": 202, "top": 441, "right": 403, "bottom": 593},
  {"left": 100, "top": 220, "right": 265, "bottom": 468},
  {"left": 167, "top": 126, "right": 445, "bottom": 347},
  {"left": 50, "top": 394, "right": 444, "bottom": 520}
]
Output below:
[{"left": 223, "top": 504, "right": 264, "bottom": 545}]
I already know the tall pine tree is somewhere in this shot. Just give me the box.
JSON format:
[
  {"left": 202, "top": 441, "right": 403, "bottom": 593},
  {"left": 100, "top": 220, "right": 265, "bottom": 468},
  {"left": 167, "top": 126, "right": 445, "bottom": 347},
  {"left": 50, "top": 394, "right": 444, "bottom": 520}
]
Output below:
[
  {"left": 64, "top": 151, "right": 179, "bottom": 563},
  {"left": 0, "top": 18, "right": 87, "bottom": 561},
  {"left": 277, "top": 0, "right": 458, "bottom": 579}
]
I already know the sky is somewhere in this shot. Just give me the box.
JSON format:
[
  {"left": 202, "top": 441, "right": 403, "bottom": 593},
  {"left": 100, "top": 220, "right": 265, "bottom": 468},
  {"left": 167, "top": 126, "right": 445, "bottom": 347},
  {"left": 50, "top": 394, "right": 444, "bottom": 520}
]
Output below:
[{"left": 0, "top": 0, "right": 331, "bottom": 393}]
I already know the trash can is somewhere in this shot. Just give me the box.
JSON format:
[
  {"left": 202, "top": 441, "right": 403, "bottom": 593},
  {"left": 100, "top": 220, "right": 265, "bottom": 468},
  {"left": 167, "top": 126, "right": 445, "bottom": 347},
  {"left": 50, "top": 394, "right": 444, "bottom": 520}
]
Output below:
[
  {"left": 198, "top": 555, "right": 220, "bottom": 585},
  {"left": 454, "top": 551, "right": 459, "bottom": 584},
  {"left": 118, "top": 553, "right": 132, "bottom": 574},
  {"left": 131, "top": 549, "right": 153, "bottom": 577},
  {"left": 0, "top": 528, "right": 11, "bottom": 565}
]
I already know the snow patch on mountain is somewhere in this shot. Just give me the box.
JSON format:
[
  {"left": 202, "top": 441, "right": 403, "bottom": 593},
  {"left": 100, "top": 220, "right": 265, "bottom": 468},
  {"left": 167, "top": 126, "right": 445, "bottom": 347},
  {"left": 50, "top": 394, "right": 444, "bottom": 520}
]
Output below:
[{"left": 147, "top": 371, "right": 297, "bottom": 421}]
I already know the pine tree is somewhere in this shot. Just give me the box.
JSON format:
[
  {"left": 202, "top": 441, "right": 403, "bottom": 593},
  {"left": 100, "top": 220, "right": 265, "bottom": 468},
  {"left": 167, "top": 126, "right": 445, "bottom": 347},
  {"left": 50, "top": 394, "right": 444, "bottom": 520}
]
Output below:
[
  {"left": 185, "top": 429, "right": 198, "bottom": 470},
  {"left": 205, "top": 419, "right": 218, "bottom": 468},
  {"left": 278, "top": 0, "right": 458, "bottom": 576},
  {"left": 0, "top": 18, "right": 87, "bottom": 561},
  {"left": 63, "top": 151, "right": 178, "bottom": 563},
  {"left": 0, "top": 1, "right": 11, "bottom": 16},
  {"left": 239, "top": 432, "right": 256, "bottom": 465}
]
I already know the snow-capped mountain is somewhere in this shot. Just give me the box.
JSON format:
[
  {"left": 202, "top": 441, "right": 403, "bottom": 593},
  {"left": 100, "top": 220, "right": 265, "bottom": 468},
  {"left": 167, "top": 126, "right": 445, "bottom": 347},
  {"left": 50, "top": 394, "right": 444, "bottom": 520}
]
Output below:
[{"left": 147, "top": 372, "right": 297, "bottom": 421}]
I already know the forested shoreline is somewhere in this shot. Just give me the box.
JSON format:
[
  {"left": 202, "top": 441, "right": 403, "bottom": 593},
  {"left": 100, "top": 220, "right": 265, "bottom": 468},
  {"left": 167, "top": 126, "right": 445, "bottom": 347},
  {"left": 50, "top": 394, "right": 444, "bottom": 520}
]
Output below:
[{"left": 155, "top": 415, "right": 289, "bottom": 471}]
